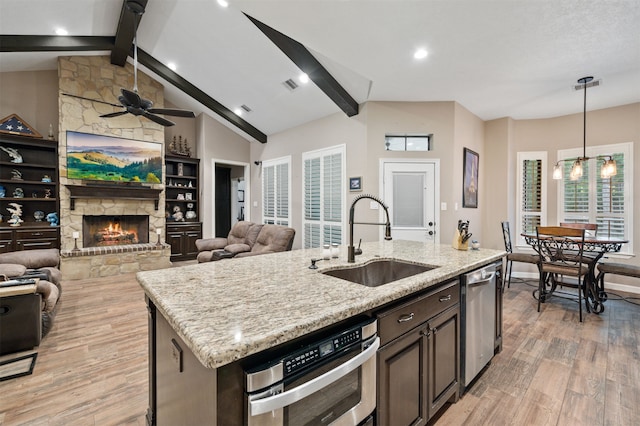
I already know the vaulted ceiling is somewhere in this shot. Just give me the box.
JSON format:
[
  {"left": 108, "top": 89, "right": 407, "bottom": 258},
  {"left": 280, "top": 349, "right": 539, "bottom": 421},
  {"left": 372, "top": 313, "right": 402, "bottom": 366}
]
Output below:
[{"left": 1, "top": 0, "right": 639, "bottom": 143}]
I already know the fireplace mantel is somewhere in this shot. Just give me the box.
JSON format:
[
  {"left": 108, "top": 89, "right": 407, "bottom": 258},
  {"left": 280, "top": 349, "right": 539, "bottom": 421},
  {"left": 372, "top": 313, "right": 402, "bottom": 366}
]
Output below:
[{"left": 66, "top": 184, "right": 162, "bottom": 210}]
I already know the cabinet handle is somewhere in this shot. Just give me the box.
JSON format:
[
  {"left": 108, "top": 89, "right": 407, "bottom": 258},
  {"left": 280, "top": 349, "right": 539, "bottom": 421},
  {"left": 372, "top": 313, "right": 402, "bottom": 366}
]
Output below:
[
  {"left": 31, "top": 232, "right": 44, "bottom": 237},
  {"left": 397, "top": 312, "right": 415, "bottom": 323},
  {"left": 439, "top": 294, "right": 452, "bottom": 302},
  {"left": 420, "top": 328, "right": 431, "bottom": 338}
]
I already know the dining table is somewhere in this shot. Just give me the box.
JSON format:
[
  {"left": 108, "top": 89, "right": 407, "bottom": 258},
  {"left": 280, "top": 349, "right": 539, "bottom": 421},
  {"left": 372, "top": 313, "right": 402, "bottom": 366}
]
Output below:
[{"left": 521, "top": 231, "right": 628, "bottom": 313}]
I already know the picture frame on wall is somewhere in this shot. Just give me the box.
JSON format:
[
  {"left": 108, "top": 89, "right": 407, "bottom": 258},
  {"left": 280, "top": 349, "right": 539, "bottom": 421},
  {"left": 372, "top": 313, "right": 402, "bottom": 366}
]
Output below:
[
  {"left": 349, "top": 176, "right": 362, "bottom": 192},
  {"left": 462, "top": 148, "right": 479, "bottom": 208}
]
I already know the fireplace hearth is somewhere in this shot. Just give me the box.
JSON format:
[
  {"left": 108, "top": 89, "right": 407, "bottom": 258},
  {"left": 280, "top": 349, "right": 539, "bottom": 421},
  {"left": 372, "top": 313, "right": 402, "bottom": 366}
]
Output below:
[{"left": 83, "top": 215, "right": 149, "bottom": 248}]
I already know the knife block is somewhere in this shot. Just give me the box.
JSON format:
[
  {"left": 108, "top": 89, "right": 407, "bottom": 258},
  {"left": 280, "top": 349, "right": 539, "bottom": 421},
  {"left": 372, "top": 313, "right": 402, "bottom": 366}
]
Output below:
[{"left": 452, "top": 230, "right": 469, "bottom": 251}]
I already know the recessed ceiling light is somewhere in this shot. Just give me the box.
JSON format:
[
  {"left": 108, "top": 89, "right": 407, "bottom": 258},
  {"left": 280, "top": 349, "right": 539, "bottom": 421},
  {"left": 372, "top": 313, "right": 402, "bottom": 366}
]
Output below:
[
  {"left": 234, "top": 107, "right": 243, "bottom": 116},
  {"left": 167, "top": 62, "right": 177, "bottom": 71},
  {"left": 55, "top": 28, "right": 68, "bottom": 36},
  {"left": 298, "top": 73, "right": 309, "bottom": 84},
  {"left": 217, "top": 0, "right": 229, "bottom": 7},
  {"left": 413, "top": 48, "right": 428, "bottom": 60}
]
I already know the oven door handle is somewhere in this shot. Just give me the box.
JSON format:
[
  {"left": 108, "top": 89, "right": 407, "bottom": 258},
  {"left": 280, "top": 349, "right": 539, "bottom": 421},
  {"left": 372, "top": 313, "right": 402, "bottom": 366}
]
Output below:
[{"left": 249, "top": 336, "right": 380, "bottom": 416}]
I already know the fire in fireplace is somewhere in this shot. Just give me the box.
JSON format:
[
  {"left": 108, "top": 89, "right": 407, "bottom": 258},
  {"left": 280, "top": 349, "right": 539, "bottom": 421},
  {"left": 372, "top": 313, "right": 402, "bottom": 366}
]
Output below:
[{"left": 82, "top": 215, "right": 149, "bottom": 248}]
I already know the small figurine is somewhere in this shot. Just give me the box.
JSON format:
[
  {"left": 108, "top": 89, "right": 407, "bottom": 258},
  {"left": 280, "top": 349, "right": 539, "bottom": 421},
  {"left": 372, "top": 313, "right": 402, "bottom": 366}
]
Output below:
[
  {"left": 34, "top": 210, "right": 45, "bottom": 221},
  {"left": 13, "top": 187, "right": 24, "bottom": 198},
  {"left": 0, "top": 185, "right": 5, "bottom": 198},
  {"left": 41, "top": 175, "right": 52, "bottom": 183},
  {"left": 0, "top": 146, "right": 23, "bottom": 163},
  {"left": 11, "top": 169, "right": 23, "bottom": 180},
  {"left": 46, "top": 212, "right": 59, "bottom": 226},
  {"left": 7, "top": 202, "right": 24, "bottom": 227},
  {"left": 44, "top": 188, "right": 52, "bottom": 198},
  {"left": 171, "top": 205, "right": 185, "bottom": 222}
]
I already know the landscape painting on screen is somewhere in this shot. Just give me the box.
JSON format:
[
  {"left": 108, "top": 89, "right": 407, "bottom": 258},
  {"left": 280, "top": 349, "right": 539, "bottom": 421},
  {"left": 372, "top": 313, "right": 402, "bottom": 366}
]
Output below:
[{"left": 66, "top": 131, "right": 162, "bottom": 184}]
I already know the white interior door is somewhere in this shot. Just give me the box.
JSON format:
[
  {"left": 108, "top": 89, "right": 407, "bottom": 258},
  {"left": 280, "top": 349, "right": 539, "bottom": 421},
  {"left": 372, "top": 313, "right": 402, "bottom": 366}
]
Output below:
[{"left": 382, "top": 161, "right": 438, "bottom": 243}]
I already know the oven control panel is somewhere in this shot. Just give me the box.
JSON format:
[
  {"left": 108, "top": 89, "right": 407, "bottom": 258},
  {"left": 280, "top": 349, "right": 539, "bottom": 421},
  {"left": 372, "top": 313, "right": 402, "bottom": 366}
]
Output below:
[{"left": 283, "top": 328, "right": 362, "bottom": 376}]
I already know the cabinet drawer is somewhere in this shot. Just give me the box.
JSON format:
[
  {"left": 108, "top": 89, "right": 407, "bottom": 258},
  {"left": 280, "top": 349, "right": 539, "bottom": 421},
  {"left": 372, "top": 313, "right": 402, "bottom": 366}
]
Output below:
[
  {"left": 167, "top": 223, "right": 202, "bottom": 233},
  {"left": 15, "top": 228, "right": 59, "bottom": 240},
  {"left": 377, "top": 279, "right": 459, "bottom": 346}
]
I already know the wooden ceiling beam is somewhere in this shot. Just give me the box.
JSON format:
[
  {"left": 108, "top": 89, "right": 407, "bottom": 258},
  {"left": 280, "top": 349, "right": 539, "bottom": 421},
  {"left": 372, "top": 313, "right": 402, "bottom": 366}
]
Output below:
[
  {"left": 0, "top": 35, "right": 114, "bottom": 51},
  {"left": 245, "top": 14, "right": 359, "bottom": 117}
]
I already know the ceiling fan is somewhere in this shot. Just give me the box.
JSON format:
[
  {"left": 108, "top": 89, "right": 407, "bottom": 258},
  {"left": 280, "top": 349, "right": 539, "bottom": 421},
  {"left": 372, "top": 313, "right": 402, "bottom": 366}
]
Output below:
[{"left": 63, "top": 0, "right": 195, "bottom": 127}]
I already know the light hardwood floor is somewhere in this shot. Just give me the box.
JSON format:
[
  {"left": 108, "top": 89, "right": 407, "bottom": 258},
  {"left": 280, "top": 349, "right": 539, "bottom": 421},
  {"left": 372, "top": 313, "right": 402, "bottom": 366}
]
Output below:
[{"left": 1, "top": 271, "right": 638, "bottom": 425}]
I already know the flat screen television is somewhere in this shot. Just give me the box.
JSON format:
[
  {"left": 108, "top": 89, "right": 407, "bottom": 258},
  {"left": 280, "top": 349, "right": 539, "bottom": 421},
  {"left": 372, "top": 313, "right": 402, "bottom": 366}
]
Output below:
[{"left": 66, "top": 131, "right": 162, "bottom": 184}]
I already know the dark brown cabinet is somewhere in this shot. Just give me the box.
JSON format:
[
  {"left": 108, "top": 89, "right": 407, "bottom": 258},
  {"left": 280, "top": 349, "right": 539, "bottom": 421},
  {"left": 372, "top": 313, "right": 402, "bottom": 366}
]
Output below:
[
  {"left": 165, "top": 156, "right": 201, "bottom": 260},
  {"left": 0, "top": 134, "right": 60, "bottom": 251},
  {"left": 166, "top": 222, "right": 201, "bottom": 261},
  {"left": 376, "top": 279, "right": 460, "bottom": 426}
]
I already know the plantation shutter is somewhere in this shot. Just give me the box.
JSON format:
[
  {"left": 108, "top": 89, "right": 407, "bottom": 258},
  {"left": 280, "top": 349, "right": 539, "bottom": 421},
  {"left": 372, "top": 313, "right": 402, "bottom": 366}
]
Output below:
[
  {"left": 516, "top": 152, "right": 547, "bottom": 247},
  {"left": 303, "top": 145, "right": 345, "bottom": 248},
  {"left": 521, "top": 159, "right": 542, "bottom": 235},
  {"left": 262, "top": 157, "right": 290, "bottom": 226},
  {"left": 557, "top": 143, "right": 631, "bottom": 250}
]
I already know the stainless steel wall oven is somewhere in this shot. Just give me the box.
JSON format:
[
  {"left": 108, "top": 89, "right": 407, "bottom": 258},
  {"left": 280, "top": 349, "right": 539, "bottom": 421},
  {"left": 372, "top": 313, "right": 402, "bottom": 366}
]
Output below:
[{"left": 244, "top": 318, "right": 379, "bottom": 426}]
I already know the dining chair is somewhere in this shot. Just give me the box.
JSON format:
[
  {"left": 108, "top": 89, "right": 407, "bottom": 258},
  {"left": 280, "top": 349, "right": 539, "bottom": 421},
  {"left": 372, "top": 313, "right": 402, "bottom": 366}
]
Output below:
[
  {"left": 532, "top": 226, "right": 589, "bottom": 322},
  {"left": 501, "top": 221, "right": 539, "bottom": 288},
  {"left": 559, "top": 222, "right": 598, "bottom": 237}
]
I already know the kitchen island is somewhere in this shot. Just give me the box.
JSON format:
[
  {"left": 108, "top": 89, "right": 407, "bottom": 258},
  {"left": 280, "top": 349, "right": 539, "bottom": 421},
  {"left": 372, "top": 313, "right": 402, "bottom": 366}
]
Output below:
[{"left": 137, "top": 240, "right": 505, "bottom": 425}]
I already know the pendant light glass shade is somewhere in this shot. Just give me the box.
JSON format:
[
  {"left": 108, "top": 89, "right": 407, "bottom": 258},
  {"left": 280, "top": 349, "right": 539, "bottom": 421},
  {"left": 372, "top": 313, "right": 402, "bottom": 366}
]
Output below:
[
  {"left": 569, "top": 159, "right": 583, "bottom": 180},
  {"left": 552, "top": 163, "right": 563, "bottom": 180},
  {"left": 600, "top": 158, "right": 617, "bottom": 179}
]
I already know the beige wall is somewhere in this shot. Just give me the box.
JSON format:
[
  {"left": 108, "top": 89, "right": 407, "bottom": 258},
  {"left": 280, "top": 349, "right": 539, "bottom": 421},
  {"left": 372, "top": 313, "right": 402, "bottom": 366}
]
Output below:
[
  {"left": 2, "top": 66, "right": 638, "bottom": 290},
  {"left": 196, "top": 113, "right": 251, "bottom": 238},
  {"left": 0, "top": 70, "right": 58, "bottom": 137},
  {"left": 486, "top": 103, "right": 640, "bottom": 289}
]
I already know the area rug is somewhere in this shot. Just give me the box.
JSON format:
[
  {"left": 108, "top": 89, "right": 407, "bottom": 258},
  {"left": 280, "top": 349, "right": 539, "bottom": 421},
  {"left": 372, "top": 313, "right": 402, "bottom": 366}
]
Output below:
[{"left": 0, "top": 352, "right": 37, "bottom": 381}]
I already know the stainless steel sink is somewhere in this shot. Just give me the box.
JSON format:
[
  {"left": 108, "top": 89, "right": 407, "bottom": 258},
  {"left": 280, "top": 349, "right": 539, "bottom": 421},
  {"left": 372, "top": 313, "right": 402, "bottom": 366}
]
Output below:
[{"left": 321, "top": 259, "right": 437, "bottom": 287}]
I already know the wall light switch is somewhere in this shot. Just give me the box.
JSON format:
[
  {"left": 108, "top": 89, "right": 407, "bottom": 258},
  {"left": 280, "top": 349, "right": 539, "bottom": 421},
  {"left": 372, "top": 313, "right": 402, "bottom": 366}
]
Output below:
[
  {"left": 441, "top": 202, "right": 447, "bottom": 211},
  {"left": 454, "top": 202, "right": 458, "bottom": 211},
  {"left": 253, "top": 201, "right": 258, "bottom": 207},
  {"left": 370, "top": 201, "right": 379, "bottom": 209}
]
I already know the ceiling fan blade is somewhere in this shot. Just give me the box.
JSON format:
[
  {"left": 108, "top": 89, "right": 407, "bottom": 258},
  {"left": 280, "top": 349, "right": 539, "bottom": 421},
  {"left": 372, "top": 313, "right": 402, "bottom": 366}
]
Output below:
[
  {"left": 143, "top": 111, "right": 175, "bottom": 127},
  {"left": 62, "top": 93, "right": 122, "bottom": 108},
  {"left": 100, "top": 111, "right": 129, "bottom": 118},
  {"left": 121, "top": 88, "right": 143, "bottom": 107},
  {"left": 147, "top": 108, "right": 196, "bottom": 118}
]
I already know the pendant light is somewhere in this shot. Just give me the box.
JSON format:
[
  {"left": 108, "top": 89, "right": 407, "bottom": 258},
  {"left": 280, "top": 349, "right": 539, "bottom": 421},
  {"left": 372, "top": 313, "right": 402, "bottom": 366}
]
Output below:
[{"left": 552, "top": 76, "right": 617, "bottom": 180}]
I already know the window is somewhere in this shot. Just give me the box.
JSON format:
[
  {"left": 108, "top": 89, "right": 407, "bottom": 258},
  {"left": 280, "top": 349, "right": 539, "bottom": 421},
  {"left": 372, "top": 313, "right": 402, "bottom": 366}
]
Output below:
[
  {"left": 385, "top": 134, "right": 432, "bottom": 151},
  {"left": 302, "top": 145, "right": 346, "bottom": 248},
  {"left": 516, "top": 152, "right": 547, "bottom": 247},
  {"left": 557, "top": 142, "right": 633, "bottom": 254},
  {"left": 262, "top": 156, "right": 291, "bottom": 226}
]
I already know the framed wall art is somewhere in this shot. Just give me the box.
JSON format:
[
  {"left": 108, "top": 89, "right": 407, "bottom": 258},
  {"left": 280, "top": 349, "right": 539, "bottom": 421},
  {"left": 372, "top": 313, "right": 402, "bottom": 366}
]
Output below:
[
  {"left": 349, "top": 176, "right": 362, "bottom": 192},
  {"left": 462, "top": 148, "right": 479, "bottom": 208}
]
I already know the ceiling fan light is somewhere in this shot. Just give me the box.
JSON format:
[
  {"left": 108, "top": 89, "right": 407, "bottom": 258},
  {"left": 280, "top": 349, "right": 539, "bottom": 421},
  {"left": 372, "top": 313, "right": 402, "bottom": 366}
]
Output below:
[{"left": 553, "top": 163, "right": 563, "bottom": 180}]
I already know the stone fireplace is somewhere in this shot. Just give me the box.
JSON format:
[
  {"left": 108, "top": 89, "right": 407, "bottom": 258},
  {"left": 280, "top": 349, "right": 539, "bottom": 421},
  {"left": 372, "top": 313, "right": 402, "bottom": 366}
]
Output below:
[
  {"left": 83, "top": 215, "right": 149, "bottom": 247},
  {"left": 57, "top": 56, "right": 172, "bottom": 279}
]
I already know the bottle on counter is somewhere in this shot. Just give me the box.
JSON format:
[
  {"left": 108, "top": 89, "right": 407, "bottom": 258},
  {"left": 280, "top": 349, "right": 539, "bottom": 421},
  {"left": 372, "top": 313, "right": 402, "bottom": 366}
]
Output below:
[
  {"left": 331, "top": 243, "right": 339, "bottom": 258},
  {"left": 323, "top": 244, "right": 331, "bottom": 260}
]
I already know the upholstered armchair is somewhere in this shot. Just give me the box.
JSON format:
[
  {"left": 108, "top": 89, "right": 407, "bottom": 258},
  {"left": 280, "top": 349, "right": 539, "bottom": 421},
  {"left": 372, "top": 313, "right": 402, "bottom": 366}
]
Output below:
[
  {"left": 0, "top": 248, "right": 62, "bottom": 343},
  {"left": 195, "top": 221, "right": 263, "bottom": 263},
  {"left": 195, "top": 222, "right": 295, "bottom": 262},
  {"left": 235, "top": 224, "right": 295, "bottom": 258}
]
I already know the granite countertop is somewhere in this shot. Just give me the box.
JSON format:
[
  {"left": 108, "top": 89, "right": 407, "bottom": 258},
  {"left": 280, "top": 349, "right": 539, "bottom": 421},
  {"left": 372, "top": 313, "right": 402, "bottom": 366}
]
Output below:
[{"left": 136, "top": 240, "right": 505, "bottom": 369}]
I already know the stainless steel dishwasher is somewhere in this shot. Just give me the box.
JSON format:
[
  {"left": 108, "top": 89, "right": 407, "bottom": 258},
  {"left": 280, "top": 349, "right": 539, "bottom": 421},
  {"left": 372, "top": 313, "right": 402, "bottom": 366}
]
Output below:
[{"left": 460, "top": 261, "right": 499, "bottom": 391}]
